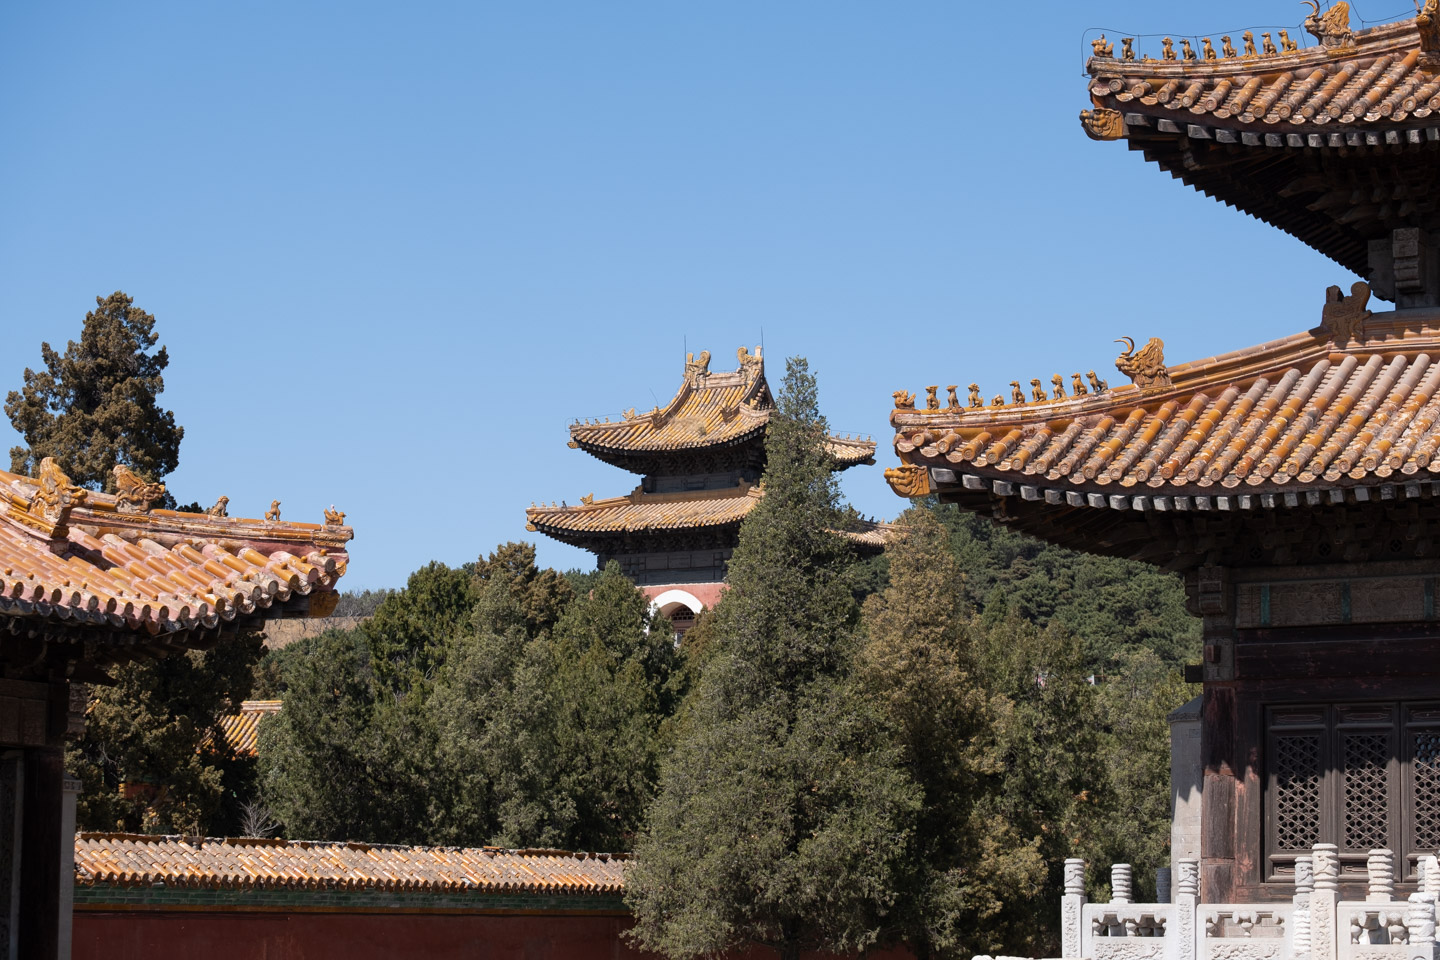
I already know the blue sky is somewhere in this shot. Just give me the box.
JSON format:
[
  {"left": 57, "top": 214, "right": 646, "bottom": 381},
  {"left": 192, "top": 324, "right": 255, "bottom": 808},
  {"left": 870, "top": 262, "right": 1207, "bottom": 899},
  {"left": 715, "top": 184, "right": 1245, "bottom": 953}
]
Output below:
[{"left": 0, "top": 1, "right": 1386, "bottom": 588}]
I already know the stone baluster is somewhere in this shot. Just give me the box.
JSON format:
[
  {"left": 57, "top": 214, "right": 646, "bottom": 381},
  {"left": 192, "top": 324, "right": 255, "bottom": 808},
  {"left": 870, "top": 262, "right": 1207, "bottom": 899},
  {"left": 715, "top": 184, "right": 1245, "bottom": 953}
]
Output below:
[
  {"left": 1113, "top": 863, "right": 1134, "bottom": 905},
  {"left": 1294, "top": 856, "right": 1315, "bottom": 960},
  {"left": 1312, "top": 844, "right": 1341, "bottom": 960},
  {"left": 1178, "top": 858, "right": 1200, "bottom": 960},
  {"left": 1407, "top": 892, "right": 1437, "bottom": 960},
  {"left": 1063, "top": 858, "right": 1086, "bottom": 960},
  {"left": 1370, "top": 849, "right": 1396, "bottom": 903},
  {"left": 1157, "top": 866, "right": 1173, "bottom": 905},
  {"left": 1424, "top": 855, "right": 1440, "bottom": 899}
]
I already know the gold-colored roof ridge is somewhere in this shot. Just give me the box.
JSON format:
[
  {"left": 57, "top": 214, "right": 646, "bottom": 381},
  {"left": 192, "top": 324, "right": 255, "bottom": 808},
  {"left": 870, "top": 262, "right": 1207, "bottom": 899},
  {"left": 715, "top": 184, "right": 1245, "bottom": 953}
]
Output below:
[{"left": 1087, "top": 15, "right": 1421, "bottom": 77}]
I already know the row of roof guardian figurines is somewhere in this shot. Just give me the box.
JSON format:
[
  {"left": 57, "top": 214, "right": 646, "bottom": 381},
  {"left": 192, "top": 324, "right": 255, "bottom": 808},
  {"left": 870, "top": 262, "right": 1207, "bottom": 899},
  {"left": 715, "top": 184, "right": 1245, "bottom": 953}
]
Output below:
[
  {"left": 893, "top": 337, "right": 1169, "bottom": 413},
  {"left": 1054, "top": 846, "right": 1440, "bottom": 960},
  {"left": 1086, "top": 0, "right": 1412, "bottom": 65},
  {"left": 24, "top": 458, "right": 346, "bottom": 529}
]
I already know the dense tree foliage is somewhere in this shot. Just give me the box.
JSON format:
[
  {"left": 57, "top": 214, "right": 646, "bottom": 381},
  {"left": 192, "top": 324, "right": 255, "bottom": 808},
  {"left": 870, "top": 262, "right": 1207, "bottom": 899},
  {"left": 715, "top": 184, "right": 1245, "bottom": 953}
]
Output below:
[
  {"left": 857, "top": 510, "right": 1045, "bottom": 958},
  {"left": 70, "top": 633, "right": 264, "bottom": 835},
  {"left": 257, "top": 545, "right": 679, "bottom": 850},
  {"left": 6, "top": 291, "right": 182, "bottom": 491}
]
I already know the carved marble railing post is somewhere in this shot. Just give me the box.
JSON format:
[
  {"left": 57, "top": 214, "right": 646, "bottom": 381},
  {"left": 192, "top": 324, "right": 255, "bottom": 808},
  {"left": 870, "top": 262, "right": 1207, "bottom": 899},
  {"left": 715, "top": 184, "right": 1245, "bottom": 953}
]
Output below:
[
  {"left": 1312, "top": 844, "right": 1341, "bottom": 960},
  {"left": 1294, "top": 855, "right": 1315, "bottom": 959},
  {"left": 1407, "top": 892, "right": 1437, "bottom": 960},
  {"left": 1157, "top": 866, "right": 1173, "bottom": 905},
  {"left": 1063, "top": 858, "right": 1087, "bottom": 960},
  {"left": 1113, "top": 863, "right": 1134, "bottom": 905},
  {"left": 1178, "top": 858, "right": 1200, "bottom": 960},
  {"left": 1370, "top": 849, "right": 1397, "bottom": 903}
]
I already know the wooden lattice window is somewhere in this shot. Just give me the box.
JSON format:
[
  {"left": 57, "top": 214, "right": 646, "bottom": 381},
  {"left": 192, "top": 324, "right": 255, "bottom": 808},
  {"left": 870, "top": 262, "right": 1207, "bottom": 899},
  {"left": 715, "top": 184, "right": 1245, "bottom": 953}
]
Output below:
[{"left": 1265, "top": 703, "right": 1440, "bottom": 881}]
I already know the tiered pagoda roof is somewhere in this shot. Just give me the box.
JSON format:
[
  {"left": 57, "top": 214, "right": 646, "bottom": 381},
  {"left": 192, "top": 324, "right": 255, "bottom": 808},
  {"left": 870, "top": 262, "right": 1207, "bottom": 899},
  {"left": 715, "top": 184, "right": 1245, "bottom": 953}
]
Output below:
[
  {"left": 0, "top": 460, "right": 351, "bottom": 668},
  {"left": 531, "top": 347, "right": 885, "bottom": 557},
  {"left": 1081, "top": 6, "right": 1440, "bottom": 288}
]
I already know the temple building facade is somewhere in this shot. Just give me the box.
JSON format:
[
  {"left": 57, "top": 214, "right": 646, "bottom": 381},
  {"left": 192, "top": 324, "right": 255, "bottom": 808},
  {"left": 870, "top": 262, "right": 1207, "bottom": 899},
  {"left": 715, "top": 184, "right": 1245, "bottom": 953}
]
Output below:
[
  {"left": 888, "top": 4, "right": 1440, "bottom": 959},
  {"left": 0, "top": 460, "right": 351, "bottom": 960},
  {"left": 527, "top": 346, "right": 884, "bottom": 630}
]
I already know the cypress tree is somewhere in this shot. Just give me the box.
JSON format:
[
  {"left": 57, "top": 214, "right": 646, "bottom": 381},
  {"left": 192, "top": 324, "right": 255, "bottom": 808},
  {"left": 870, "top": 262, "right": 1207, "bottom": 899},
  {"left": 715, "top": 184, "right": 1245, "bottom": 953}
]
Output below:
[
  {"left": 626, "top": 358, "right": 920, "bottom": 960},
  {"left": 857, "top": 508, "right": 1045, "bottom": 958}
]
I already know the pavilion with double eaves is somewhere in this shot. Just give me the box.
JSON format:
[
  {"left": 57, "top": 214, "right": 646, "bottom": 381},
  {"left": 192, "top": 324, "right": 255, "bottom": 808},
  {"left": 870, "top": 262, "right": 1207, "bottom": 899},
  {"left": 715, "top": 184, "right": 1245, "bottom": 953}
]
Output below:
[
  {"left": 887, "top": 0, "right": 1440, "bottom": 924},
  {"left": 0, "top": 459, "right": 351, "bottom": 960},
  {"left": 528, "top": 346, "right": 884, "bottom": 627}
]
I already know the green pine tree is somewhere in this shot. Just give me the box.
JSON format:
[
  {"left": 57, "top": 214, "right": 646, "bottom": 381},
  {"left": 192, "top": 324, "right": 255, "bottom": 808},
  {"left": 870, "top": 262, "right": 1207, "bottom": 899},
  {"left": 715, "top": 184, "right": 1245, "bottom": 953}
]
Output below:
[
  {"left": 627, "top": 358, "right": 920, "bottom": 960},
  {"left": 6, "top": 291, "right": 183, "bottom": 490}
]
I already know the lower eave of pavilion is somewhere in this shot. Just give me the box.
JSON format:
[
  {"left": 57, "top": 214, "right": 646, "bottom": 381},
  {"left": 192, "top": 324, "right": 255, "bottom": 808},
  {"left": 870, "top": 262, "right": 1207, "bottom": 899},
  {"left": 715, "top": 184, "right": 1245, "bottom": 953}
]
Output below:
[{"left": 526, "top": 484, "right": 890, "bottom": 555}]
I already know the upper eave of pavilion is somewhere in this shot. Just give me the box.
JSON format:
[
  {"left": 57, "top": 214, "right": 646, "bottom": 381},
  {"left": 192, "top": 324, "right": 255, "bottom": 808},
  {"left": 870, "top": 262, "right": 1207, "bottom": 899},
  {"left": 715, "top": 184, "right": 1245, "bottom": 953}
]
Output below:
[
  {"left": 1084, "top": 13, "right": 1440, "bottom": 136},
  {"left": 567, "top": 347, "right": 773, "bottom": 470},
  {"left": 567, "top": 346, "right": 877, "bottom": 472},
  {"left": 0, "top": 463, "right": 352, "bottom": 660},
  {"left": 886, "top": 304, "right": 1440, "bottom": 506}
]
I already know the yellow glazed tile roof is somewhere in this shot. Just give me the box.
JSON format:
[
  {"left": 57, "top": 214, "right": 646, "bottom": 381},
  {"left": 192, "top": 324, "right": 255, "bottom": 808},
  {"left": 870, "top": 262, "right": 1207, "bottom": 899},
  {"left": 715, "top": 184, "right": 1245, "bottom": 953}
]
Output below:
[
  {"left": 74, "top": 834, "right": 627, "bottom": 896},
  {"left": 569, "top": 347, "right": 772, "bottom": 460},
  {"left": 0, "top": 463, "right": 351, "bottom": 656},
  {"left": 568, "top": 346, "right": 875, "bottom": 470},
  {"left": 208, "top": 701, "right": 282, "bottom": 758},
  {"left": 887, "top": 307, "right": 1440, "bottom": 505},
  {"left": 527, "top": 484, "right": 890, "bottom": 549},
  {"left": 1087, "top": 15, "right": 1440, "bottom": 134}
]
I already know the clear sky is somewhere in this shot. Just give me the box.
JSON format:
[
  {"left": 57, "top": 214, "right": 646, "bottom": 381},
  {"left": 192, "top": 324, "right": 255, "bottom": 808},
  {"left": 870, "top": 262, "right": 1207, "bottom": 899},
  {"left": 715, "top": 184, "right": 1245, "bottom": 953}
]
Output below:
[{"left": 0, "top": 1, "right": 1390, "bottom": 588}]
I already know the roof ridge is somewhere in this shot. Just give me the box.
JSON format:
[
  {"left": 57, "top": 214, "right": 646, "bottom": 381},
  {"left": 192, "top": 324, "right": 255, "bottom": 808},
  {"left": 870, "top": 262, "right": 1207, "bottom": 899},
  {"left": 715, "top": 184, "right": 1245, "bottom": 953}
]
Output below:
[{"left": 74, "top": 831, "right": 631, "bottom": 860}]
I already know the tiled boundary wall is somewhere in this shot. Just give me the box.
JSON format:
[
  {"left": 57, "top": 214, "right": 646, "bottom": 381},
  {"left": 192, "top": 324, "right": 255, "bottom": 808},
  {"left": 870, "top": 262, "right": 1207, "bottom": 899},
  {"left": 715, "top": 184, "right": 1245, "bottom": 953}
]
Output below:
[{"left": 71, "top": 888, "right": 916, "bottom": 960}]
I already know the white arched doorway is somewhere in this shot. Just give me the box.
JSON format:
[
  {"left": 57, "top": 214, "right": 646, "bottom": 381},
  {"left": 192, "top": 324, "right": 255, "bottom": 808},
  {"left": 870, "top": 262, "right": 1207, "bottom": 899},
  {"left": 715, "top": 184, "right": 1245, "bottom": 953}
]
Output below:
[{"left": 650, "top": 588, "right": 704, "bottom": 638}]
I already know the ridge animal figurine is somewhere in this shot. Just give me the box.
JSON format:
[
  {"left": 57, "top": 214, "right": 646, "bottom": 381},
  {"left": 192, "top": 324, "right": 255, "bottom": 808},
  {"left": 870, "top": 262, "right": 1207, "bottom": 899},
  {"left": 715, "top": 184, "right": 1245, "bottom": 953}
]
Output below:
[{"left": 266, "top": 500, "right": 281, "bottom": 522}]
